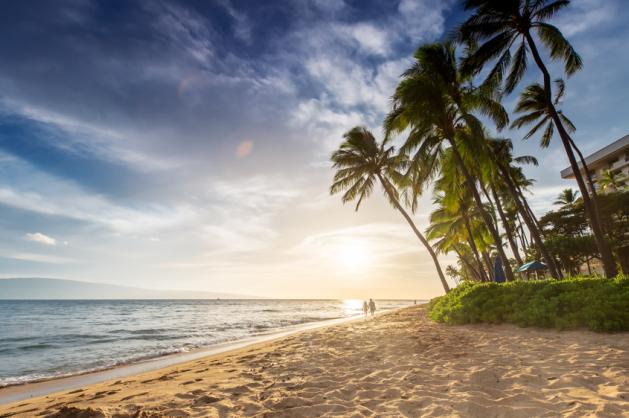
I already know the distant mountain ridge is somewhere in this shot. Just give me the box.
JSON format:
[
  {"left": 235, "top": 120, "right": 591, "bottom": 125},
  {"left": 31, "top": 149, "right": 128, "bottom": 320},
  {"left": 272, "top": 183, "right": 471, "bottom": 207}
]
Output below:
[{"left": 0, "top": 278, "right": 256, "bottom": 299}]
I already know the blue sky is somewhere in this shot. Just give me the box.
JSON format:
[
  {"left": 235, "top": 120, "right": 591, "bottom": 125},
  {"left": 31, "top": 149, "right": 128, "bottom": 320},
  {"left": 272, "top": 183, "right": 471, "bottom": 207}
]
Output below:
[{"left": 0, "top": 0, "right": 627, "bottom": 298}]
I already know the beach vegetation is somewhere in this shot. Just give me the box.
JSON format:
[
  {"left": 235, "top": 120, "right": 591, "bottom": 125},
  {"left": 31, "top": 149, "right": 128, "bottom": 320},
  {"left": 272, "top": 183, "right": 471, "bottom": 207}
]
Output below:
[{"left": 428, "top": 275, "right": 629, "bottom": 332}]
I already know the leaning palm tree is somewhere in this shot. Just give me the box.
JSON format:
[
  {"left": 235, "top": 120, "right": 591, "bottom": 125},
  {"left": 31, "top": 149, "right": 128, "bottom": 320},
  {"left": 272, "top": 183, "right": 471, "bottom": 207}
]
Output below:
[
  {"left": 385, "top": 42, "right": 516, "bottom": 282},
  {"left": 554, "top": 188, "right": 580, "bottom": 206},
  {"left": 458, "top": 0, "right": 617, "bottom": 277},
  {"left": 329, "top": 126, "right": 450, "bottom": 293}
]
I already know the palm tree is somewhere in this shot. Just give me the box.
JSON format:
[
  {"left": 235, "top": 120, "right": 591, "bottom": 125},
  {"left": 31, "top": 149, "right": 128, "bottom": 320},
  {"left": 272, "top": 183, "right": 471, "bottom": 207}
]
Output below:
[
  {"left": 458, "top": 0, "right": 617, "bottom": 277},
  {"left": 488, "top": 138, "right": 562, "bottom": 278},
  {"left": 385, "top": 42, "right": 516, "bottom": 282},
  {"left": 329, "top": 126, "right": 450, "bottom": 293},
  {"left": 598, "top": 170, "right": 627, "bottom": 192},
  {"left": 489, "top": 180, "right": 524, "bottom": 266},
  {"left": 511, "top": 80, "right": 575, "bottom": 147},
  {"left": 554, "top": 188, "right": 580, "bottom": 206},
  {"left": 428, "top": 164, "right": 493, "bottom": 282}
]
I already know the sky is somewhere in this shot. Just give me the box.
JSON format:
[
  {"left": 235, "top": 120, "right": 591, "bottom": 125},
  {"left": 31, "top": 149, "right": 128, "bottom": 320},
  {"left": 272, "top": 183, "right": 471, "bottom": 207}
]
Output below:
[{"left": 0, "top": 0, "right": 628, "bottom": 299}]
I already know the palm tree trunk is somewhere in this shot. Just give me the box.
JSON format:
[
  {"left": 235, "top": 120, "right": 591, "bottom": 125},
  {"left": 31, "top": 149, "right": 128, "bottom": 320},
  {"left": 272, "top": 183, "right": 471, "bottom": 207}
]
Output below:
[
  {"left": 376, "top": 173, "right": 450, "bottom": 293},
  {"left": 482, "top": 251, "right": 494, "bottom": 281},
  {"left": 569, "top": 138, "right": 611, "bottom": 237},
  {"left": 479, "top": 182, "right": 500, "bottom": 232},
  {"left": 518, "top": 220, "right": 529, "bottom": 253},
  {"left": 569, "top": 138, "right": 598, "bottom": 197},
  {"left": 500, "top": 165, "right": 561, "bottom": 279},
  {"left": 524, "top": 31, "right": 617, "bottom": 278},
  {"left": 448, "top": 140, "right": 515, "bottom": 282},
  {"left": 455, "top": 248, "right": 483, "bottom": 282},
  {"left": 491, "top": 184, "right": 524, "bottom": 266},
  {"left": 463, "top": 213, "right": 489, "bottom": 281},
  {"left": 517, "top": 215, "right": 530, "bottom": 253}
]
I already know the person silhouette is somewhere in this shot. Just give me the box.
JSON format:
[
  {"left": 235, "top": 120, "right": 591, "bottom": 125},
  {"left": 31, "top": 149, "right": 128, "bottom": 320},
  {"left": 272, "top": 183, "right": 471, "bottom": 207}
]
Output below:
[
  {"left": 362, "top": 300, "right": 369, "bottom": 317},
  {"left": 368, "top": 298, "right": 376, "bottom": 316}
]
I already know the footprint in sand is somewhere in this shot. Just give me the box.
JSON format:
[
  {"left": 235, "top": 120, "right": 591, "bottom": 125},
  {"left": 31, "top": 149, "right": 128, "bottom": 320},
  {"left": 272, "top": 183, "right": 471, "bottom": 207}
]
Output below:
[
  {"left": 120, "top": 391, "right": 149, "bottom": 401},
  {"left": 66, "top": 389, "right": 84, "bottom": 395},
  {"left": 192, "top": 395, "right": 222, "bottom": 406},
  {"left": 162, "top": 408, "right": 189, "bottom": 417}
]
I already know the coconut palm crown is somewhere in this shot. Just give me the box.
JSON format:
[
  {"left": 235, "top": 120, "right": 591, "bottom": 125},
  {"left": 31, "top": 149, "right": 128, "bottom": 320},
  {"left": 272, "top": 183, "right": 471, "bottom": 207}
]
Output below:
[
  {"left": 511, "top": 79, "right": 575, "bottom": 148},
  {"left": 458, "top": 0, "right": 582, "bottom": 93},
  {"left": 554, "top": 188, "right": 580, "bottom": 206},
  {"left": 330, "top": 127, "right": 401, "bottom": 211}
]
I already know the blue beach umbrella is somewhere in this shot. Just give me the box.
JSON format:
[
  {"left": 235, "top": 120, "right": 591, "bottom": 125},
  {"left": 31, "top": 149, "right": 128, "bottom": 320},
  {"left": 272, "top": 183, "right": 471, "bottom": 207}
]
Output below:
[
  {"left": 516, "top": 261, "right": 547, "bottom": 272},
  {"left": 517, "top": 260, "right": 547, "bottom": 280}
]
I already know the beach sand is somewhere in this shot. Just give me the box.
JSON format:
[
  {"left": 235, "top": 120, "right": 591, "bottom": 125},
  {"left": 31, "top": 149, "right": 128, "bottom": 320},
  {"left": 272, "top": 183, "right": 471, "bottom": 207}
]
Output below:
[{"left": 1, "top": 305, "right": 628, "bottom": 417}]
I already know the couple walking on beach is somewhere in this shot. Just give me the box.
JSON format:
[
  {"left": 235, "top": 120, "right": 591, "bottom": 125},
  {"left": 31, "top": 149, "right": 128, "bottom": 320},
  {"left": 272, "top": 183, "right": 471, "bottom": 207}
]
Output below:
[{"left": 362, "top": 299, "right": 376, "bottom": 317}]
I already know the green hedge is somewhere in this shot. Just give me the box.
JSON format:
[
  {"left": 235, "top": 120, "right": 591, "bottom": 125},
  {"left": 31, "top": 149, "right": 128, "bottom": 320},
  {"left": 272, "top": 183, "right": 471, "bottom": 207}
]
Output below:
[{"left": 428, "top": 275, "right": 629, "bottom": 332}]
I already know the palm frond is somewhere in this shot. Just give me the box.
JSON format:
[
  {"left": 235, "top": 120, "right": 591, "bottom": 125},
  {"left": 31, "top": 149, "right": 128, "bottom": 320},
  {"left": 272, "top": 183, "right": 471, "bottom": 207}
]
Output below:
[
  {"left": 504, "top": 41, "right": 527, "bottom": 94},
  {"left": 540, "top": 120, "right": 554, "bottom": 148},
  {"left": 535, "top": 22, "right": 583, "bottom": 75},
  {"left": 533, "top": 1, "right": 571, "bottom": 21}
]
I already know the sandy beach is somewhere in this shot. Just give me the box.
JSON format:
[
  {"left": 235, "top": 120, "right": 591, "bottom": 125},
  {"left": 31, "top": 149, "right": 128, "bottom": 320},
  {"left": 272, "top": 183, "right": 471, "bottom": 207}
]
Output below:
[{"left": 1, "top": 305, "right": 628, "bottom": 417}]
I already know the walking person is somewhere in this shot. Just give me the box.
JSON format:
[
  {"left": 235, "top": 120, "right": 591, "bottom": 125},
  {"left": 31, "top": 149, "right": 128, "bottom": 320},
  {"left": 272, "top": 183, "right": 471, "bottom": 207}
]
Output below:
[
  {"left": 362, "top": 300, "right": 369, "bottom": 317},
  {"left": 368, "top": 298, "right": 376, "bottom": 317}
]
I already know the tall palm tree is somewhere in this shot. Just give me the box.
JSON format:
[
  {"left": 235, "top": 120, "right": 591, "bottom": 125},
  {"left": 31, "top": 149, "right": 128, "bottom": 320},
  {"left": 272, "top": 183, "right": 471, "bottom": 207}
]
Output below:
[
  {"left": 385, "top": 42, "right": 516, "bottom": 282},
  {"left": 488, "top": 138, "right": 562, "bottom": 278},
  {"left": 329, "top": 126, "right": 450, "bottom": 293},
  {"left": 458, "top": 0, "right": 617, "bottom": 277},
  {"left": 554, "top": 188, "right": 580, "bottom": 206}
]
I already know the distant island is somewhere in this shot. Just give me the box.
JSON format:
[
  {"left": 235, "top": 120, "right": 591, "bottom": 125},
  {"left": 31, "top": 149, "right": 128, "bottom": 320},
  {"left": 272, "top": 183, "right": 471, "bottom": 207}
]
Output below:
[{"left": 0, "top": 278, "right": 256, "bottom": 299}]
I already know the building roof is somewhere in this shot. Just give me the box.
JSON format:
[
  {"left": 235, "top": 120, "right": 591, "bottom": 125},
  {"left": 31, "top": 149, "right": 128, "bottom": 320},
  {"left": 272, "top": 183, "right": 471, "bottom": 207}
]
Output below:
[{"left": 560, "top": 134, "right": 629, "bottom": 179}]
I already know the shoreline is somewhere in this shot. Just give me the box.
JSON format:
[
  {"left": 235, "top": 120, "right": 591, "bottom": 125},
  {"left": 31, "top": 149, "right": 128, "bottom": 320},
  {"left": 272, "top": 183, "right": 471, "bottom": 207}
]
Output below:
[
  {"left": 0, "top": 308, "right": 397, "bottom": 405},
  {"left": 1, "top": 305, "right": 627, "bottom": 417}
]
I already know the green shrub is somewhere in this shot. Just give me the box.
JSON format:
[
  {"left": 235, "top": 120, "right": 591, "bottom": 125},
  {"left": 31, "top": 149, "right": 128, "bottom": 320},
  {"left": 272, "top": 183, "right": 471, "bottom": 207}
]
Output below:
[{"left": 428, "top": 275, "right": 629, "bottom": 332}]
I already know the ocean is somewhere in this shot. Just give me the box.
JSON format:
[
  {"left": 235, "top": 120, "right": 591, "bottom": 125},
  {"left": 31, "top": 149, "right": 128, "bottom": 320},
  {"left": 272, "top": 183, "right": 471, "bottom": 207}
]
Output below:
[{"left": 0, "top": 299, "right": 414, "bottom": 387}]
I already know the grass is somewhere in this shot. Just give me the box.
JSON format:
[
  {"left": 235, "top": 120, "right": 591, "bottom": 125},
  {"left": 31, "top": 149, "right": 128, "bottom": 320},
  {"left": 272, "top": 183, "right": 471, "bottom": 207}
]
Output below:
[{"left": 428, "top": 275, "right": 629, "bottom": 332}]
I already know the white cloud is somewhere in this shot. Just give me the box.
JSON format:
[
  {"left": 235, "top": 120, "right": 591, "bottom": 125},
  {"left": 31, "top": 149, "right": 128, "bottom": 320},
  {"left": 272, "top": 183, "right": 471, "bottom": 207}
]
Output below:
[
  {"left": 24, "top": 232, "right": 58, "bottom": 246},
  {"left": 0, "top": 99, "right": 180, "bottom": 171},
  {"left": 398, "top": 0, "right": 450, "bottom": 41},
  {"left": 291, "top": 98, "right": 366, "bottom": 149},
  {"left": 4, "top": 252, "right": 76, "bottom": 264},
  {"left": 281, "top": 1, "right": 450, "bottom": 153},
  {"left": 335, "top": 23, "right": 391, "bottom": 56},
  {"left": 150, "top": 2, "right": 215, "bottom": 66},
  {"left": 554, "top": 0, "right": 616, "bottom": 37}
]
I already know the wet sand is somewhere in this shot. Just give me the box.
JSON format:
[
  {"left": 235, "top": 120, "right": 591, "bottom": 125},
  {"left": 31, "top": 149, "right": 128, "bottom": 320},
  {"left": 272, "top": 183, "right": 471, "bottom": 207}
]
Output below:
[{"left": 1, "top": 305, "right": 628, "bottom": 417}]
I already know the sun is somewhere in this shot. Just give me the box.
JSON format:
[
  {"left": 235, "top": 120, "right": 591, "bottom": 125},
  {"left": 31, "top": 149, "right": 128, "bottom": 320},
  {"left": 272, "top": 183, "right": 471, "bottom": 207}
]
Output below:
[{"left": 339, "top": 240, "right": 369, "bottom": 270}]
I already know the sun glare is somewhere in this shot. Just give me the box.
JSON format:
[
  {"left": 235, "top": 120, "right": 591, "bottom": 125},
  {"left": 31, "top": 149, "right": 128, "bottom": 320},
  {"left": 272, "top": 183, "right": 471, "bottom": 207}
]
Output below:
[
  {"left": 342, "top": 299, "right": 363, "bottom": 315},
  {"left": 339, "top": 239, "right": 370, "bottom": 270}
]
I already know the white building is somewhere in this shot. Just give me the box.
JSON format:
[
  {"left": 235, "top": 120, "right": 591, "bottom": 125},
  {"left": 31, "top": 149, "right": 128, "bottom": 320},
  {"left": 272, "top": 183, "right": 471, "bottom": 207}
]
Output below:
[{"left": 560, "top": 134, "right": 629, "bottom": 193}]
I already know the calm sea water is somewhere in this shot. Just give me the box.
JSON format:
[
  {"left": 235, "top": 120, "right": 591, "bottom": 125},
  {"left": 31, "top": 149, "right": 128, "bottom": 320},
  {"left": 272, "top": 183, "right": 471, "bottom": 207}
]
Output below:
[{"left": 0, "top": 299, "right": 414, "bottom": 387}]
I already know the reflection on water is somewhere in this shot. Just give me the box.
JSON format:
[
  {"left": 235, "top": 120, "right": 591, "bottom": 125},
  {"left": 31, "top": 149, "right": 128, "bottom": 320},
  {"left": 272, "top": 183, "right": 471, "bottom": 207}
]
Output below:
[{"left": 342, "top": 299, "right": 364, "bottom": 315}]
